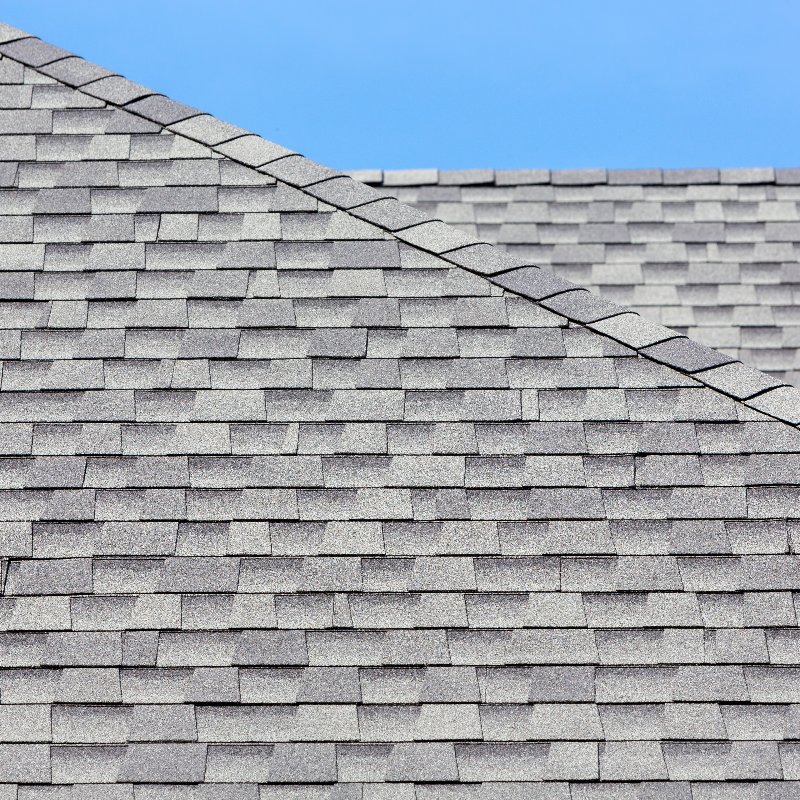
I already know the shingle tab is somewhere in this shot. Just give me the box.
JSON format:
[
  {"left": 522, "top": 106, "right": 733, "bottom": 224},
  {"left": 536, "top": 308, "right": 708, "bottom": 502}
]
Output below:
[
  {"left": 124, "top": 95, "right": 201, "bottom": 125},
  {"left": 82, "top": 76, "right": 155, "bottom": 105},
  {"left": 492, "top": 266, "right": 575, "bottom": 300},
  {"left": 641, "top": 337, "right": 736, "bottom": 373}
]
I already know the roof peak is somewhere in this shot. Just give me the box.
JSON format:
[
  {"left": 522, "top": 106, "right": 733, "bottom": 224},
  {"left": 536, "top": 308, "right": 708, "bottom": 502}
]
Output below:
[{"left": 1, "top": 18, "right": 799, "bottom": 427}]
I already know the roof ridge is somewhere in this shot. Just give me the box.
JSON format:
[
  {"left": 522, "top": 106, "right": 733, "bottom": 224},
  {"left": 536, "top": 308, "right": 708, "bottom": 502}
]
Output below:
[{"left": 2, "top": 19, "right": 799, "bottom": 428}]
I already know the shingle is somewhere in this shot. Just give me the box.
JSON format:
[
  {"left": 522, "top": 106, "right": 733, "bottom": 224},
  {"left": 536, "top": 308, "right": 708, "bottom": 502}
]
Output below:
[
  {"left": 492, "top": 266, "right": 575, "bottom": 299},
  {"left": 350, "top": 198, "right": 431, "bottom": 230},
  {"left": 599, "top": 742, "right": 669, "bottom": 781},
  {"left": 551, "top": 169, "right": 607, "bottom": 186},
  {"left": 663, "top": 169, "right": 720, "bottom": 184},
  {"left": 120, "top": 666, "right": 238, "bottom": 704},
  {"left": 693, "top": 360, "right": 785, "bottom": 399},
  {"left": 641, "top": 336, "right": 736, "bottom": 373},
  {"left": 382, "top": 169, "right": 439, "bottom": 186},
  {"left": 263, "top": 155, "right": 341, "bottom": 187},
  {"left": 539, "top": 289, "right": 624, "bottom": 324},
  {"left": 443, "top": 243, "right": 530, "bottom": 275},
  {"left": 195, "top": 704, "right": 358, "bottom": 743},
  {"left": 746, "top": 386, "right": 800, "bottom": 424},
  {"left": 170, "top": 115, "right": 249, "bottom": 146},
  {"left": 456, "top": 741, "right": 597, "bottom": 781},
  {"left": 124, "top": 94, "right": 201, "bottom": 125},
  {"left": 0, "top": 109, "right": 51, "bottom": 133},
  {"left": 5, "top": 557, "right": 92, "bottom": 595},
  {"left": 393, "top": 220, "right": 475, "bottom": 253},
  {"left": 51, "top": 742, "right": 208, "bottom": 783},
  {"left": 81, "top": 75, "right": 155, "bottom": 105},
  {"left": 38, "top": 56, "right": 115, "bottom": 86},
  {"left": 664, "top": 741, "right": 782, "bottom": 780},
  {"left": 0, "top": 743, "right": 51, "bottom": 781},
  {"left": 589, "top": 313, "right": 676, "bottom": 349},
  {"left": 215, "top": 135, "right": 294, "bottom": 167},
  {"left": 305, "top": 176, "right": 387, "bottom": 209},
  {"left": 721, "top": 167, "right": 775, "bottom": 184},
  {"left": 0, "top": 21, "right": 30, "bottom": 43},
  {"left": 205, "top": 743, "right": 336, "bottom": 782},
  {"left": 0, "top": 37, "right": 71, "bottom": 66}
]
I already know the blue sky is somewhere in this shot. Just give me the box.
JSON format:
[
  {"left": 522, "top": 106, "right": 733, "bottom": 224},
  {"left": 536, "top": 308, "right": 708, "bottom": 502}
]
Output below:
[{"left": 3, "top": 1, "right": 799, "bottom": 170}]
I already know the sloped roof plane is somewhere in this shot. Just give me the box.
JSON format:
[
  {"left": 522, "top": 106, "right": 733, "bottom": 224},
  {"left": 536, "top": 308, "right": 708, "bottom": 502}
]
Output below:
[
  {"left": 1, "top": 19, "right": 800, "bottom": 796},
  {"left": 356, "top": 168, "right": 800, "bottom": 387}
]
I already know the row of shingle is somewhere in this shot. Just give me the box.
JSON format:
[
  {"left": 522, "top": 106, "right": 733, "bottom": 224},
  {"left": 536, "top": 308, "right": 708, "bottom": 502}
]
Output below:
[
  {"left": 384, "top": 184, "right": 800, "bottom": 206},
  {"left": 0, "top": 213, "right": 288, "bottom": 242},
  {"left": 0, "top": 383, "right": 751, "bottom": 416},
  {"left": 1, "top": 452, "right": 800, "bottom": 487},
  {"left": 9, "top": 700, "right": 800, "bottom": 743},
  {"left": 0, "top": 271, "right": 496, "bottom": 305},
  {"left": 0, "top": 108, "right": 161, "bottom": 135},
  {"left": 3, "top": 158, "right": 278, "bottom": 188},
  {"left": 390, "top": 186, "right": 800, "bottom": 209},
  {"left": 495, "top": 242, "right": 800, "bottom": 265},
  {"left": 7, "top": 739, "right": 800, "bottom": 783},
  {"left": 6, "top": 552, "right": 800, "bottom": 592},
  {"left": 1, "top": 626, "right": 799, "bottom": 667},
  {"left": 1, "top": 782, "right": 798, "bottom": 800},
  {"left": 352, "top": 168, "right": 800, "bottom": 187},
  {"left": 2, "top": 663, "right": 798, "bottom": 703},
  {"left": 5, "top": 518, "right": 793, "bottom": 556},
  {"left": 470, "top": 224, "right": 800, "bottom": 247},
  {"left": 7, "top": 281, "right": 800, "bottom": 320},
  {"left": 0, "top": 300, "right": 575, "bottom": 329},
  {"left": 0, "top": 359, "right": 715, "bottom": 392},
  {"left": 1, "top": 421, "right": 798, "bottom": 457},
  {"left": 0, "top": 213, "right": 398, "bottom": 242},
  {"left": 394, "top": 195, "right": 800, "bottom": 227},
  {"left": 0, "top": 187, "right": 325, "bottom": 216},
  {"left": 386, "top": 184, "right": 800, "bottom": 205},
  {"left": 1, "top": 133, "right": 222, "bottom": 162},
  {"left": 598, "top": 287, "right": 800, "bottom": 308},
  {"left": 0, "top": 332, "right": 630, "bottom": 363},
  {"left": 4, "top": 485, "right": 799, "bottom": 521},
  {"left": 3, "top": 590, "right": 800, "bottom": 632}
]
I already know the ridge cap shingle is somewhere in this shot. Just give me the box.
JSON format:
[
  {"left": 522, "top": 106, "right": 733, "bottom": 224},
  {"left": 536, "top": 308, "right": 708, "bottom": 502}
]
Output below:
[{"left": 2, "top": 21, "right": 798, "bottom": 429}]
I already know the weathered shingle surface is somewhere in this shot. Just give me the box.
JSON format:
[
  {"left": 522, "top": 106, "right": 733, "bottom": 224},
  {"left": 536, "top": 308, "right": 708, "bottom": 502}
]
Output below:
[
  {"left": 354, "top": 168, "right": 800, "bottom": 385},
  {"left": 1, "top": 19, "right": 800, "bottom": 798}
]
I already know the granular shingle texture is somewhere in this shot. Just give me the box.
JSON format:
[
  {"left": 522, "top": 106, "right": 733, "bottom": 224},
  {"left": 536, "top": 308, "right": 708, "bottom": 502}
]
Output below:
[
  {"left": 354, "top": 168, "right": 800, "bottom": 385},
  {"left": 1, "top": 18, "right": 800, "bottom": 798}
]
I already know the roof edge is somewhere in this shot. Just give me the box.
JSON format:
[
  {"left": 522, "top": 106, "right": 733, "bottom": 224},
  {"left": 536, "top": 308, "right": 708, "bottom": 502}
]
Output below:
[
  {"left": 346, "top": 166, "right": 800, "bottom": 187},
  {"left": 2, "top": 19, "right": 800, "bottom": 427}
]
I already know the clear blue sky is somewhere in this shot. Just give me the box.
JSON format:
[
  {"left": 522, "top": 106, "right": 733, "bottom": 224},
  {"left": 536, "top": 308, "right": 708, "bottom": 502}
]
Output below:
[{"left": 3, "top": 1, "right": 799, "bottom": 170}]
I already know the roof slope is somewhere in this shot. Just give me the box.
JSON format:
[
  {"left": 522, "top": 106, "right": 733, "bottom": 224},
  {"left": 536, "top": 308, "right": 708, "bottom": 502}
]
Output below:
[
  {"left": 356, "top": 168, "right": 800, "bottom": 386},
  {"left": 1, "top": 19, "right": 800, "bottom": 796}
]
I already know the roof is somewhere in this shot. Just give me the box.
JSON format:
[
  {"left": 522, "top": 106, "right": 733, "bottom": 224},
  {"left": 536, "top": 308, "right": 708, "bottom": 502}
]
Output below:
[
  {"left": 354, "top": 168, "right": 800, "bottom": 387},
  {"left": 2, "top": 18, "right": 800, "bottom": 796}
]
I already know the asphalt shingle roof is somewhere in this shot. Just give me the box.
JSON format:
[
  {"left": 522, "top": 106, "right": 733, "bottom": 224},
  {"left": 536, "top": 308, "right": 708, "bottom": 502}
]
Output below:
[
  {"left": 1, "top": 18, "right": 800, "bottom": 797},
  {"left": 352, "top": 168, "right": 800, "bottom": 386}
]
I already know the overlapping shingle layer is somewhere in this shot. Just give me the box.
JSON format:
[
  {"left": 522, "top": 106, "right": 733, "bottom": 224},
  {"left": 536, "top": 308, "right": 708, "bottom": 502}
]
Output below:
[
  {"left": 354, "top": 168, "right": 800, "bottom": 386},
  {"left": 1, "top": 20, "right": 800, "bottom": 798}
]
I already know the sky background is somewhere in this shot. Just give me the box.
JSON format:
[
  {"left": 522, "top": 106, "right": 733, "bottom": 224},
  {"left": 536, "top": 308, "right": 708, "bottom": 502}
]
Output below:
[{"left": 3, "top": 1, "right": 799, "bottom": 170}]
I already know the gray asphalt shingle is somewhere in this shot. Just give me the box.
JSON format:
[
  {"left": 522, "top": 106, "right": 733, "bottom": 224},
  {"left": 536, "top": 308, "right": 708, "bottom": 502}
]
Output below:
[{"left": 0, "top": 19, "right": 798, "bottom": 798}]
